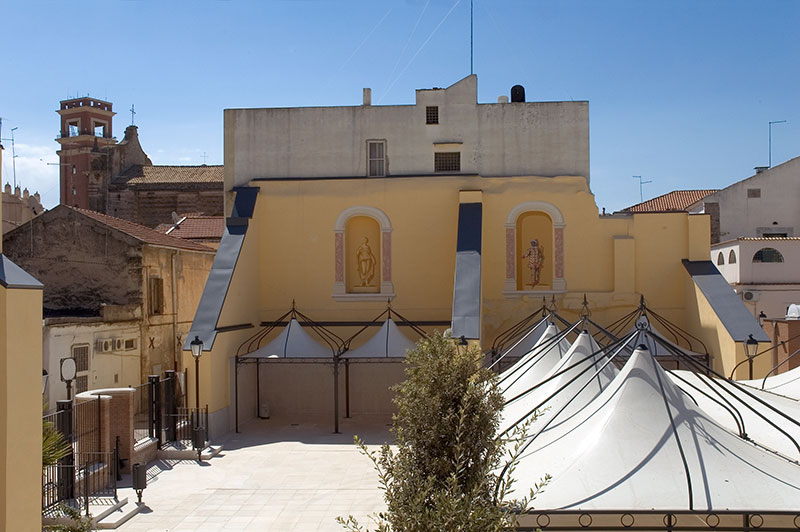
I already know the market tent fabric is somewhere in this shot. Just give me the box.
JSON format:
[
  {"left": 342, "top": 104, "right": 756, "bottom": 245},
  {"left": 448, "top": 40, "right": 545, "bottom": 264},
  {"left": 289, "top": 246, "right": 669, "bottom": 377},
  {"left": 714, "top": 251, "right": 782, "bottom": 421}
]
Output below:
[
  {"left": 512, "top": 346, "right": 800, "bottom": 511},
  {"left": 496, "top": 318, "right": 550, "bottom": 360},
  {"left": 241, "top": 318, "right": 334, "bottom": 358},
  {"left": 669, "top": 369, "right": 800, "bottom": 460},
  {"left": 499, "top": 331, "right": 618, "bottom": 435},
  {"left": 342, "top": 318, "right": 417, "bottom": 358},
  {"left": 739, "top": 364, "right": 800, "bottom": 400},
  {"left": 499, "top": 323, "right": 571, "bottom": 400}
]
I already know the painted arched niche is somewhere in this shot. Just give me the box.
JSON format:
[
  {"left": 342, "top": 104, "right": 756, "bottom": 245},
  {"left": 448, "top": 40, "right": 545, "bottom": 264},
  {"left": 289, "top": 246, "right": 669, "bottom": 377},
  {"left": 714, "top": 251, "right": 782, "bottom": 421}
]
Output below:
[
  {"left": 333, "top": 206, "right": 394, "bottom": 299},
  {"left": 504, "top": 201, "right": 566, "bottom": 293}
]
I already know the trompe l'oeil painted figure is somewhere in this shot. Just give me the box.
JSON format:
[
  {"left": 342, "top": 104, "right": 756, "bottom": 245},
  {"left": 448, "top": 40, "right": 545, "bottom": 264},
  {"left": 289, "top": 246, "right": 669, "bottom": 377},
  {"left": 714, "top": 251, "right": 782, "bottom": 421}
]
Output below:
[
  {"left": 522, "top": 238, "right": 544, "bottom": 288},
  {"left": 356, "top": 236, "right": 377, "bottom": 287}
]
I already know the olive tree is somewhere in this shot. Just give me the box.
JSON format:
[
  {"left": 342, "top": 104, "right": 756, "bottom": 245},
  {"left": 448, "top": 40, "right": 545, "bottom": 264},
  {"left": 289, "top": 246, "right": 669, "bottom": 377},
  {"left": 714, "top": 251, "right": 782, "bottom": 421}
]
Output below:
[{"left": 339, "top": 332, "right": 548, "bottom": 532}]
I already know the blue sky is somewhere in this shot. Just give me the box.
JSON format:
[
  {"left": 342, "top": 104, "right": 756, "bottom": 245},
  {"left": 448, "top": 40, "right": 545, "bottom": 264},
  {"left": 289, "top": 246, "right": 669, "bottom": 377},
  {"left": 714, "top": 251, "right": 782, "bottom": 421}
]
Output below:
[{"left": 1, "top": 0, "right": 798, "bottom": 212}]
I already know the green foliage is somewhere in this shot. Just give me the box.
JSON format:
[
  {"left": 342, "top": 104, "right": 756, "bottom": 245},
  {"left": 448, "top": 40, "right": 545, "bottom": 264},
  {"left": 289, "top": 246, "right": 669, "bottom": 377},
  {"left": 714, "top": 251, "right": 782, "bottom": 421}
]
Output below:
[
  {"left": 43, "top": 504, "right": 94, "bottom": 532},
  {"left": 43, "top": 405, "right": 72, "bottom": 468},
  {"left": 339, "top": 332, "right": 549, "bottom": 532}
]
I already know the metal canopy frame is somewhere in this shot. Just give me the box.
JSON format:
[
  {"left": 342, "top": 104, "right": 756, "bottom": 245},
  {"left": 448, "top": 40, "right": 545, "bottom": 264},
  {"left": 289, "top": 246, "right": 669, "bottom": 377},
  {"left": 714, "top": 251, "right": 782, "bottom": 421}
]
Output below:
[
  {"left": 516, "top": 510, "right": 800, "bottom": 531},
  {"left": 500, "top": 317, "right": 800, "bottom": 528},
  {"left": 233, "top": 303, "right": 426, "bottom": 434}
]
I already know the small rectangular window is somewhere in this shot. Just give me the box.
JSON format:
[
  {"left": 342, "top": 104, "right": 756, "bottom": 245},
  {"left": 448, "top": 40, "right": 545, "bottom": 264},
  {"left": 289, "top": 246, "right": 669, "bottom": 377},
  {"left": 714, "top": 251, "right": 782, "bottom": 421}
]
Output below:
[
  {"left": 72, "top": 344, "right": 89, "bottom": 372},
  {"left": 149, "top": 277, "right": 164, "bottom": 315},
  {"left": 426, "top": 106, "right": 439, "bottom": 124},
  {"left": 367, "top": 140, "right": 386, "bottom": 177},
  {"left": 747, "top": 188, "right": 761, "bottom": 198},
  {"left": 68, "top": 121, "right": 80, "bottom": 137},
  {"left": 434, "top": 152, "right": 460, "bottom": 173},
  {"left": 93, "top": 122, "right": 105, "bottom": 137},
  {"left": 124, "top": 338, "right": 137, "bottom": 350}
]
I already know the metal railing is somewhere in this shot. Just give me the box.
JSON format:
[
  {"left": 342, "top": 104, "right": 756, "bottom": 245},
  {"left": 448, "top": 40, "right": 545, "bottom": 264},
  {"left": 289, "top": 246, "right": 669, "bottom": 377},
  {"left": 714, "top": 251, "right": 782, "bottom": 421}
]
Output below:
[
  {"left": 132, "top": 382, "right": 150, "bottom": 442},
  {"left": 43, "top": 450, "right": 117, "bottom": 515},
  {"left": 166, "top": 406, "right": 208, "bottom": 449}
]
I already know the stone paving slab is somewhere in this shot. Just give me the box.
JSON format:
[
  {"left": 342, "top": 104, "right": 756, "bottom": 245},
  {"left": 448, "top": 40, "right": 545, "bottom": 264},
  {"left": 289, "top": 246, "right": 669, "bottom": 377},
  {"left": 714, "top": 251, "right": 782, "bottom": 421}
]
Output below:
[{"left": 116, "top": 415, "right": 392, "bottom": 531}]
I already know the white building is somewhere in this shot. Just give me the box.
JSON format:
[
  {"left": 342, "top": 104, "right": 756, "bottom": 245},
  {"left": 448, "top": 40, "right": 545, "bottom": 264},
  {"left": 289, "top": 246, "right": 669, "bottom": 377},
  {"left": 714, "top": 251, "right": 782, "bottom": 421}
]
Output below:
[
  {"left": 701, "top": 156, "right": 800, "bottom": 243},
  {"left": 43, "top": 317, "right": 141, "bottom": 412},
  {"left": 712, "top": 237, "right": 800, "bottom": 320}
]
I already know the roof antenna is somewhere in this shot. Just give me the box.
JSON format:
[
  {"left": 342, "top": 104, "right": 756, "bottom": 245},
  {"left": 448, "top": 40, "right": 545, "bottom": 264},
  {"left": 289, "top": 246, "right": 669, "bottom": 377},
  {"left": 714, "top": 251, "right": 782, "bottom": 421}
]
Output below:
[
  {"left": 469, "top": 0, "right": 474, "bottom": 75},
  {"left": 633, "top": 175, "right": 652, "bottom": 202}
]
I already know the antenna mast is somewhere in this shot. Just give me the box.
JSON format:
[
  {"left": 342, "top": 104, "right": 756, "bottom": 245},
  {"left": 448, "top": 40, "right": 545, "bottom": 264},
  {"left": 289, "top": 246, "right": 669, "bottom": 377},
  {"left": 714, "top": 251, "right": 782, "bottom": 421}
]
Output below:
[
  {"left": 633, "top": 175, "right": 652, "bottom": 203},
  {"left": 470, "top": 0, "right": 474, "bottom": 75}
]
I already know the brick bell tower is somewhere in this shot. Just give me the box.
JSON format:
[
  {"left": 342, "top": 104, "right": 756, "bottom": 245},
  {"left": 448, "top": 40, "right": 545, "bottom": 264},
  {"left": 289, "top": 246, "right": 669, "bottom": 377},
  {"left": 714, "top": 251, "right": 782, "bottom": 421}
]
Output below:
[{"left": 55, "top": 97, "right": 116, "bottom": 209}]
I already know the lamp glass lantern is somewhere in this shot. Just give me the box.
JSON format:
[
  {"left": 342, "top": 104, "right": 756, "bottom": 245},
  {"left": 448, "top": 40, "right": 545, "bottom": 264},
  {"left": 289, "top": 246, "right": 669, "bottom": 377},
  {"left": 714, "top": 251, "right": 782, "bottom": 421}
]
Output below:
[{"left": 745, "top": 334, "right": 759, "bottom": 380}]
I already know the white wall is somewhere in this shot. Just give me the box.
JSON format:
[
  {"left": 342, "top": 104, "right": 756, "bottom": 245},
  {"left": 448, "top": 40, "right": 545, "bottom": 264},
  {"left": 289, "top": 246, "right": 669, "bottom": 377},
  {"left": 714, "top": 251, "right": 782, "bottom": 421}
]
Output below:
[
  {"left": 43, "top": 320, "right": 141, "bottom": 412},
  {"left": 703, "top": 156, "right": 800, "bottom": 240},
  {"left": 225, "top": 75, "right": 590, "bottom": 189},
  {"left": 711, "top": 238, "right": 800, "bottom": 320}
]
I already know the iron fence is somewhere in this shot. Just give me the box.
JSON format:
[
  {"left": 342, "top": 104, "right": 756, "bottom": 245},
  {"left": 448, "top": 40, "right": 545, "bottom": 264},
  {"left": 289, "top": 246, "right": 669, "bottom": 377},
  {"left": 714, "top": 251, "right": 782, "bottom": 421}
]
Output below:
[
  {"left": 72, "top": 397, "right": 100, "bottom": 455},
  {"left": 132, "top": 382, "right": 150, "bottom": 442},
  {"left": 165, "top": 406, "right": 208, "bottom": 449},
  {"left": 42, "top": 449, "right": 117, "bottom": 515}
]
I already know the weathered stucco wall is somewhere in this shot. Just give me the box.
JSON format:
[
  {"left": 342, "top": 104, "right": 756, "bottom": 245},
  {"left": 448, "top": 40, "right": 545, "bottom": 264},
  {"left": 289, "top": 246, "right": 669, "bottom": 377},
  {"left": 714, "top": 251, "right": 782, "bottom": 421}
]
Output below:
[
  {"left": 3, "top": 206, "right": 142, "bottom": 313},
  {"left": 225, "top": 75, "right": 589, "bottom": 189}
]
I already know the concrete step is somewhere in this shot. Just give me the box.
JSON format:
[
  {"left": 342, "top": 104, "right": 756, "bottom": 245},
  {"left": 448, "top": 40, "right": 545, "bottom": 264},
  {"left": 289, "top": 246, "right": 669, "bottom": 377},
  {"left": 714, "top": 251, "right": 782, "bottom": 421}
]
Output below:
[
  {"left": 93, "top": 497, "right": 143, "bottom": 529},
  {"left": 157, "top": 443, "right": 223, "bottom": 461}
]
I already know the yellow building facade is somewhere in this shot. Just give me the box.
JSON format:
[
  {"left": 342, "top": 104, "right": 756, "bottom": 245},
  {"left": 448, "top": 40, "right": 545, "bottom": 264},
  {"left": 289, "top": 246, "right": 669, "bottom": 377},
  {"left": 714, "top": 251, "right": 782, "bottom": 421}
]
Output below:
[
  {"left": 185, "top": 76, "right": 768, "bottom": 435},
  {"left": 0, "top": 145, "right": 45, "bottom": 530}
]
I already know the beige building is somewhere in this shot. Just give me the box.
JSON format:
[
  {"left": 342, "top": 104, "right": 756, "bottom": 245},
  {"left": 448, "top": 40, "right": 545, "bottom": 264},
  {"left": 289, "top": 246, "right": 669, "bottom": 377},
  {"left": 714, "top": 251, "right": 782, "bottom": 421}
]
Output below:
[
  {"left": 4, "top": 206, "right": 216, "bottom": 390},
  {"left": 0, "top": 143, "right": 45, "bottom": 530},
  {"left": 2, "top": 183, "right": 43, "bottom": 233},
  {"left": 185, "top": 75, "right": 768, "bottom": 437}
]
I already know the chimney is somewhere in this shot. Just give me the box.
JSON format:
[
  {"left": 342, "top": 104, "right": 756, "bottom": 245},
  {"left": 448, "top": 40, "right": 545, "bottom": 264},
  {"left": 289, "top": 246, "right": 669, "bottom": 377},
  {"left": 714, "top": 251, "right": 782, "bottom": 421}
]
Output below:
[
  {"left": 497, "top": 95, "right": 509, "bottom": 104},
  {"left": 754, "top": 166, "right": 769, "bottom": 174},
  {"left": 363, "top": 88, "right": 372, "bottom": 106}
]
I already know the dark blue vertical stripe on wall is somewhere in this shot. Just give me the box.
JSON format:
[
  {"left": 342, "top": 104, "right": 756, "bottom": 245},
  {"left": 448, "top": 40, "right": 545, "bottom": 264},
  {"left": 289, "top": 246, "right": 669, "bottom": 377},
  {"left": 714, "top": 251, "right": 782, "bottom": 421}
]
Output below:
[{"left": 452, "top": 202, "right": 482, "bottom": 339}]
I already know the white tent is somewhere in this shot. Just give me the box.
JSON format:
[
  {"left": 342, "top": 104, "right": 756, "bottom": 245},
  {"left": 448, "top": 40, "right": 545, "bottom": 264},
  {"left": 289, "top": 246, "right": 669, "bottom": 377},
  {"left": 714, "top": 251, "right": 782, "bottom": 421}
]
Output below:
[
  {"left": 738, "top": 364, "right": 800, "bottom": 400},
  {"left": 499, "top": 331, "right": 618, "bottom": 435},
  {"left": 669, "top": 369, "right": 800, "bottom": 460},
  {"left": 241, "top": 318, "right": 334, "bottom": 358},
  {"left": 495, "top": 318, "right": 550, "bottom": 360},
  {"left": 499, "top": 323, "right": 571, "bottom": 400},
  {"left": 342, "top": 318, "right": 417, "bottom": 358},
  {"left": 512, "top": 345, "right": 800, "bottom": 512}
]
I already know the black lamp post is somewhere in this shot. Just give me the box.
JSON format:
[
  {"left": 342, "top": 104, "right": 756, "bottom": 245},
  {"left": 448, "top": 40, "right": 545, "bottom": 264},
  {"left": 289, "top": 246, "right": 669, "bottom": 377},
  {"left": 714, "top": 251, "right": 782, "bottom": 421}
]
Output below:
[
  {"left": 745, "top": 334, "right": 759, "bottom": 380},
  {"left": 189, "top": 336, "right": 204, "bottom": 410},
  {"left": 190, "top": 336, "right": 205, "bottom": 461}
]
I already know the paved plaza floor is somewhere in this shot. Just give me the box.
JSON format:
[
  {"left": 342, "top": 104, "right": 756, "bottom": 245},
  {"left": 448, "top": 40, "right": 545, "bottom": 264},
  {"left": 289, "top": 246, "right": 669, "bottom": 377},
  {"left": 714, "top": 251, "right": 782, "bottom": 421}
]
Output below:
[{"left": 116, "top": 415, "right": 392, "bottom": 531}]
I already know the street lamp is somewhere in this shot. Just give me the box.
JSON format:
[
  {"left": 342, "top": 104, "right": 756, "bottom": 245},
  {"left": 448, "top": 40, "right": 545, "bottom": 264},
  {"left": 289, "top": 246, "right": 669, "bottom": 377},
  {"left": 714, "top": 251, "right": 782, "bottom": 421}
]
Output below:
[
  {"left": 189, "top": 336, "right": 205, "bottom": 461},
  {"left": 60, "top": 357, "right": 77, "bottom": 401},
  {"left": 189, "top": 336, "right": 204, "bottom": 409},
  {"left": 745, "top": 334, "right": 759, "bottom": 380}
]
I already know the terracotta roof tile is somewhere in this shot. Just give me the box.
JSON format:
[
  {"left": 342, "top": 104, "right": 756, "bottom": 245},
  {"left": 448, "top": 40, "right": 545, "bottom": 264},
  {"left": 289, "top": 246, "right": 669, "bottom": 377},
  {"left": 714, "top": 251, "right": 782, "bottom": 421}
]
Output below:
[
  {"left": 115, "top": 165, "right": 223, "bottom": 185},
  {"left": 70, "top": 207, "right": 215, "bottom": 252},
  {"left": 622, "top": 190, "right": 718, "bottom": 213},
  {"left": 155, "top": 215, "right": 224, "bottom": 241}
]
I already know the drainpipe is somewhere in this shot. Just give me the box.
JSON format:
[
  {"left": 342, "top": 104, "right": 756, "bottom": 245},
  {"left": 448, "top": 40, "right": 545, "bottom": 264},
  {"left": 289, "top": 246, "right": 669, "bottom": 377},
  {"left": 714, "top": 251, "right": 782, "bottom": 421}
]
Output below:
[{"left": 171, "top": 250, "right": 179, "bottom": 372}]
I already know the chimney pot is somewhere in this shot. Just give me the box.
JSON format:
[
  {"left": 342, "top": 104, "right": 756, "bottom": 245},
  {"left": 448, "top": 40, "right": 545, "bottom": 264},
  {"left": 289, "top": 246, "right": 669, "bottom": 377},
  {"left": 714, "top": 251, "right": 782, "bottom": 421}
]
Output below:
[{"left": 363, "top": 88, "right": 372, "bottom": 106}]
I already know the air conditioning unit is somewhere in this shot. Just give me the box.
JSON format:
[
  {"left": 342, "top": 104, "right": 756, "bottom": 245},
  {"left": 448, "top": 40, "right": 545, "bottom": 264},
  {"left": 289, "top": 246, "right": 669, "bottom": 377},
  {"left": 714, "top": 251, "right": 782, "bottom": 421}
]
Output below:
[
  {"left": 114, "top": 338, "right": 124, "bottom": 351},
  {"left": 742, "top": 290, "right": 760, "bottom": 302},
  {"left": 95, "top": 339, "right": 112, "bottom": 353}
]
